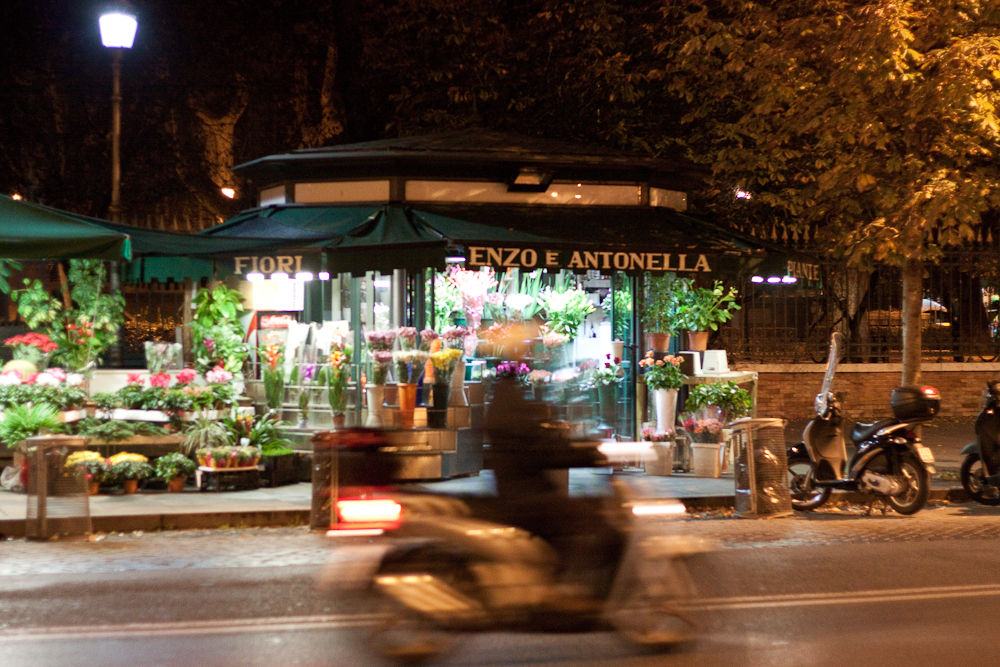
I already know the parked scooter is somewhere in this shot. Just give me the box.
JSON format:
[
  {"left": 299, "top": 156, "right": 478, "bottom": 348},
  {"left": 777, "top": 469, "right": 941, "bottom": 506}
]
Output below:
[
  {"left": 786, "top": 332, "right": 940, "bottom": 515},
  {"left": 960, "top": 380, "right": 1000, "bottom": 505},
  {"left": 323, "top": 470, "right": 707, "bottom": 664}
]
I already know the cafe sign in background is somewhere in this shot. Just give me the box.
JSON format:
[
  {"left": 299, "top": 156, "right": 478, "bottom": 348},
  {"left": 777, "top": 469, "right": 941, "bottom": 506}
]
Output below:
[{"left": 466, "top": 246, "right": 715, "bottom": 273}]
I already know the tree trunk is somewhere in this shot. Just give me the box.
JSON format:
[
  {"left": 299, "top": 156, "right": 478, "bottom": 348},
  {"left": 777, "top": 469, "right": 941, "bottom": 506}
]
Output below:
[{"left": 901, "top": 256, "right": 923, "bottom": 386}]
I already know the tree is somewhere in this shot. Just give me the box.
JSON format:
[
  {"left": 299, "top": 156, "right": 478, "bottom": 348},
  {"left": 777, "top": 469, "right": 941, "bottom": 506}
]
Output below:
[{"left": 659, "top": 0, "right": 1000, "bottom": 383}]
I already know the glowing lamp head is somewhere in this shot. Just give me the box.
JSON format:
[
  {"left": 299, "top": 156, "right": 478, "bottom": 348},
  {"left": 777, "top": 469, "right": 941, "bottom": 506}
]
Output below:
[
  {"left": 220, "top": 187, "right": 235, "bottom": 199},
  {"left": 99, "top": 12, "right": 138, "bottom": 48}
]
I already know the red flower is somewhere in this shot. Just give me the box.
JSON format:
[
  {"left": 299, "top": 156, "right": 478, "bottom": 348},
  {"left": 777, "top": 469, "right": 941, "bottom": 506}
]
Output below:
[
  {"left": 23, "top": 373, "right": 38, "bottom": 385},
  {"left": 126, "top": 372, "right": 144, "bottom": 385},
  {"left": 148, "top": 373, "right": 171, "bottom": 389}
]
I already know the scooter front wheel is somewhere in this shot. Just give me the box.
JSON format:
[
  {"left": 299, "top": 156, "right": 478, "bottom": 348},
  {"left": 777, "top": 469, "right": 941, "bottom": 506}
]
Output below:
[
  {"left": 886, "top": 453, "right": 930, "bottom": 515},
  {"left": 961, "top": 454, "right": 1000, "bottom": 506},
  {"left": 787, "top": 457, "right": 830, "bottom": 511}
]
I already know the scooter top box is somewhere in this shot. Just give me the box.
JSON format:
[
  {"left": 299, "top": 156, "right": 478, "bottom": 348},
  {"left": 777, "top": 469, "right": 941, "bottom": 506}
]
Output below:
[{"left": 890, "top": 385, "right": 940, "bottom": 422}]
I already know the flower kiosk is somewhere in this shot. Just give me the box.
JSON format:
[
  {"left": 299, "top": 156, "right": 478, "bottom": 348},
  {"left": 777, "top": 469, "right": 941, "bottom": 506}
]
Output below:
[{"left": 189, "top": 130, "right": 800, "bottom": 481}]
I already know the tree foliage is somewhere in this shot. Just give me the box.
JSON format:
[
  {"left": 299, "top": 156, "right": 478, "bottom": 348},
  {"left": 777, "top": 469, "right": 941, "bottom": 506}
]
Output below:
[{"left": 660, "top": 0, "right": 1000, "bottom": 268}]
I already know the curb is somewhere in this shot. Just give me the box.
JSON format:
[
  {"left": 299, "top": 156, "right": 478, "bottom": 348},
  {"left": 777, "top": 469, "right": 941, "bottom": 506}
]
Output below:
[
  {"left": 0, "top": 510, "right": 311, "bottom": 539},
  {"left": 681, "top": 487, "right": 969, "bottom": 512}
]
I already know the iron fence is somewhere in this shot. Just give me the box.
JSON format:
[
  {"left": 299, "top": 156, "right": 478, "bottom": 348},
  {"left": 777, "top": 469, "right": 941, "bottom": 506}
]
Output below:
[{"left": 720, "top": 244, "right": 1000, "bottom": 364}]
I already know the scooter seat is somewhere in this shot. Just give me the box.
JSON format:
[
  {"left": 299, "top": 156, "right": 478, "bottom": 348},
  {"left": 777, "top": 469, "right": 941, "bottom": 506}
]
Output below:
[{"left": 850, "top": 418, "right": 899, "bottom": 444}]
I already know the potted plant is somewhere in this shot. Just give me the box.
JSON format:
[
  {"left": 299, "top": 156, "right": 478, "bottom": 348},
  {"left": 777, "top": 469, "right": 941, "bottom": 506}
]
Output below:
[
  {"left": 641, "top": 275, "right": 680, "bottom": 352},
  {"left": 585, "top": 354, "right": 624, "bottom": 430},
  {"left": 393, "top": 349, "right": 428, "bottom": 428},
  {"left": 327, "top": 343, "right": 354, "bottom": 427},
  {"left": 107, "top": 452, "right": 153, "bottom": 494},
  {"left": 673, "top": 279, "right": 740, "bottom": 351},
  {"left": 640, "top": 427, "right": 675, "bottom": 476},
  {"left": 259, "top": 339, "right": 285, "bottom": 413},
  {"left": 638, "top": 351, "right": 686, "bottom": 433},
  {"left": 155, "top": 452, "right": 197, "bottom": 492},
  {"left": 686, "top": 381, "right": 752, "bottom": 423},
  {"left": 65, "top": 450, "right": 109, "bottom": 495}
]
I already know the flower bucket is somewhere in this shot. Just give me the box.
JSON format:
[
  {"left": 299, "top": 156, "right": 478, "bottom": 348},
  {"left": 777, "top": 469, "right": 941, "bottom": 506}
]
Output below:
[
  {"left": 691, "top": 442, "right": 722, "bottom": 478},
  {"left": 428, "top": 383, "right": 449, "bottom": 428},
  {"left": 167, "top": 477, "right": 186, "bottom": 493},
  {"left": 121, "top": 479, "right": 139, "bottom": 495},
  {"left": 653, "top": 388, "right": 678, "bottom": 433},
  {"left": 365, "top": 385, "right": 386, "bottom": 427},
  {"left": 645, "top": 442, "right": 674, "bottom": 476},
  {"left": 397, "top": 383, "right": 418, "bottom": 428}
]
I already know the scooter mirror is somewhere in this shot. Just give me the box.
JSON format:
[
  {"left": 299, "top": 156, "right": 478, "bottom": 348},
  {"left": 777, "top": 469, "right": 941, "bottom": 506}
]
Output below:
[{"left": 815, "top": 332, "right": 843, "bottom": 416}]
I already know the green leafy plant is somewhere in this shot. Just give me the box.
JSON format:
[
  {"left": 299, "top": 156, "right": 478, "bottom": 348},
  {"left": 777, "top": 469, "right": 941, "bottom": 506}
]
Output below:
[
  {"left": 673, "top": 279, "right": 741, "bottom": 332},
  {"left": 601, "top": 278, "right": 632, "bottom": 341},
  {"left": 641, "top": 275, "right": 681, "bottom": 335},
  {"left": 0, "top": 403, "right": 62, "bottom": 449},
  {"left": 191, "top": 285, "right": 249, "bottom": 375},
  {"left": 182, "top": 417, "right": 231, "bottom": 455},
  {"left": 154, "top": 452, "right": 197, "bottom": 481},
  {"left": 429, "top": 272, "right": 463, "bottom": 328},
  {"left": 11, "top": 260, "right": 125, "bottom": 373},
  {"left": 109, "top": 459, "right": 153, "bottom": 483},
  {"left": 70, "top": 417, "right": 168, "bottom": 442},
  {"left": 540, "top": 283, "right": 594, "bottom": 341},
  {"left": 686, "top": 381, "right": 752, "bottom": 420}
]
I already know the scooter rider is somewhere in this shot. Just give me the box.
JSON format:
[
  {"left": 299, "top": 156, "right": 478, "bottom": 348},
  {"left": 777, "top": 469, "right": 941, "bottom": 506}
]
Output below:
[{"left": 485, "top": 326, "right": 624, "bottom": 600}]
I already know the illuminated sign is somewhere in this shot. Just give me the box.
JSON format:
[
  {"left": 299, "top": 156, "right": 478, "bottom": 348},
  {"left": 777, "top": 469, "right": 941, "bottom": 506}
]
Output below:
[{"left": 467, "top": 246, "right": 713, "bottom": 273}]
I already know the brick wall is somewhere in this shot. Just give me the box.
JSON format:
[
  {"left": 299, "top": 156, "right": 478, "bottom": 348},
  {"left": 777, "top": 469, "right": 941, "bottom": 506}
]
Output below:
[{"left": 737, "top": 363, "right": 1000, "bottom": 422}]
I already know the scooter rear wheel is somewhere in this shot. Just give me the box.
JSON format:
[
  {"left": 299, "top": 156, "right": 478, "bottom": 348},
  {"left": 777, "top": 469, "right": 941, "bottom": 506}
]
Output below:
[
  {"left": 961, "top": 454, "right": 1000, "bottom": 506},
  {"left": 787, "top": 457, "right": 831, "bottom": 511},
  {"left": 885, "top": 453, "right": 930, "bottom": 515}
]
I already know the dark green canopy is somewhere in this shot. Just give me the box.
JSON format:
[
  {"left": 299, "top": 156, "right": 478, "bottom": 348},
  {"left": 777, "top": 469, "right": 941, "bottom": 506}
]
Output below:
[{"left": 0, "top": 195, "right": 131, "bottom": 260}]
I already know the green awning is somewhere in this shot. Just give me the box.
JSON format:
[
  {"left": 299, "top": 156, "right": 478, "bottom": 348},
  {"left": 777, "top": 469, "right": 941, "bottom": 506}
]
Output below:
[{"left": 0, "top": 195, "right": 130, "bottom": 261}]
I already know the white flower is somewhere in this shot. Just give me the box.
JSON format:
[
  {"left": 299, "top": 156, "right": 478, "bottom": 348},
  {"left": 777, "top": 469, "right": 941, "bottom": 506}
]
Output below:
[
  {"left": 505, "top": 293, "right": 534, "bottom": 312},
  {"left": 0, "top": 371, "right": 22, "bottom": 386},
  {"left": 65, "top": 373, "right": 85, "bottom": 387},
  {"left": 34, "top": 372, "right": 61, "bottom": 387}
]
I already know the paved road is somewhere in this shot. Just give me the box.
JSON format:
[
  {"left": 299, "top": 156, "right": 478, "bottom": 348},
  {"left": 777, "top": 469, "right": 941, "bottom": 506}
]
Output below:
[{"left": 3, "top": 503, "right": 1000, "bottom": 666}]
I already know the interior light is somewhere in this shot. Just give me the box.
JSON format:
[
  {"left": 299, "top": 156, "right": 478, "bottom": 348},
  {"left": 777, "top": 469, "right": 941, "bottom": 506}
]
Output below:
[
  {"left": 220, "top": 187, "right": 235, "bottom": 199},
  {"left": 781, "top": 276, "right": 797, "bottom": 284},
  {"left": 295, "top": 271, "right": 314, "bottom": 282},
  {"left": 318, "top": 271, "right": 331, "bottom": 281},
  {"left": 373, "top": 278, "right": 391, "bottom": 288},
  {"left": 99, "top": 12, "right": 138, "bottom": 48},
  {"left": 767, "top": 276, "right": 781, "bottom": 284},
  {"left": 551, "top": 192, "right": 559, "bottom": 198},
  {"left": 271, "top": 272, "right": 289, "bottom": 281},
  {"left": 577, "top": 183, "right": 582, "bottom": 187},
  {"left": 11, "top": 194, "right": 22, "bottom": 201},
  {"left": 446, "top": 256, "right": 466, "bottom": 264},
  {"left": 735, "top": 189, "right": 753, "bottom": 200},
  {"left": 751, "top": 276, "right": 764, "bottom": 284},
  {"left": 574, "top": 194, "right": 582, "bottom": 199},
  {"left": 513, "top": 169, "right": 546, "bottom": 186},
  {"left": 246, "top": 272, "right": 265, "bottom": 283}
]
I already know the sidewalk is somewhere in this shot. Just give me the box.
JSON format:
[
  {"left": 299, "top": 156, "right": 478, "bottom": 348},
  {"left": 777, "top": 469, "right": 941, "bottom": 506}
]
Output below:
[{"left": 0, "top": 417, "right": 977, "bottom": 538}]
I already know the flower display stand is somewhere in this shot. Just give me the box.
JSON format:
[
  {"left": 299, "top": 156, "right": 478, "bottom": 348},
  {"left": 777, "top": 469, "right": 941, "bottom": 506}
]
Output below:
[{"left": 196, "top": 465, "right": 261, "bottom": 492}]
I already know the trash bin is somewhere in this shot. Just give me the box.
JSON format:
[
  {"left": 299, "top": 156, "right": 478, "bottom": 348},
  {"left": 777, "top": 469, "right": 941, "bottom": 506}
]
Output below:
[
  {"left": 24, "top": 435, "right": 91, "bottom": 540},
  {"left": 731, "top": 418, "right": 792, "bottom": 518}
]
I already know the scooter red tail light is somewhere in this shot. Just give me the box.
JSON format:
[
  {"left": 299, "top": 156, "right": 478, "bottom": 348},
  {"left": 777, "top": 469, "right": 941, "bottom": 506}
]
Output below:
[{"left": 329, "top": 497, "right": 402, "bottom": 536}]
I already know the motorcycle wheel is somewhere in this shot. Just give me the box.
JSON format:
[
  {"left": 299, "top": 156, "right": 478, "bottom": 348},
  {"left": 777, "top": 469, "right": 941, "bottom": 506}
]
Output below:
[
  {"left": 787, "top": 457, "right": 830, "bottom": 511},
  {"left": 960, "top": 454, "right": 1000, "bottom": 506},
  {"left": 368, "top": 593, "right": 454, "bottom": 665},
  {"left": 885, "top": 453, "right": 930, "bottom": 515}
]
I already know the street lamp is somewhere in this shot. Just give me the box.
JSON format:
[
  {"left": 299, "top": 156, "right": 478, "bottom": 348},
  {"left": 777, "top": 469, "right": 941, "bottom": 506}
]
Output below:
[
  {"left": 99, "top": 8, "right": 137, "bottom": 222},
  {"left": 99, "top": 7, "right": 136, "bottom": 369}
]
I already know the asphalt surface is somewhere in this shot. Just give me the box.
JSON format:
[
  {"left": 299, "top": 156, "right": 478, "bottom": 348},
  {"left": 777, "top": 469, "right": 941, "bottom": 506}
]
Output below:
[{"left": 2, "top": 502, "right": 1000, "bottom": 666}]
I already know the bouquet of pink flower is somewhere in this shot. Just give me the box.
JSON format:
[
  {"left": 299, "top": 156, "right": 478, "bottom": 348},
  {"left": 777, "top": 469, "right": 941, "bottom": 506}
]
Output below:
[
  {"left": 418, "top": 329, "right": 439, "bottom": 351},
  {"left": 371, "top": 350, "right": 394, "bottom": 385},
  {"left": 396, "top": 327, "right": 418, "bottom": 350},
  {"left": 206, "top": 365, "right": 234, "bottom": 385},
  {"left": 494, "top": 361, "right": 530, "bottom": 383},
  {"left": 641, "top": 428, "right": 673, "bottom": 442},
  {"left": 364, "top": 330, "right": 397, "bottom": 352},
  {"left": 441, "top": 326, "right": 469, "bottom": 349},
  {"left": 683, "top": 412, "right": 725, "bottom": 443}
]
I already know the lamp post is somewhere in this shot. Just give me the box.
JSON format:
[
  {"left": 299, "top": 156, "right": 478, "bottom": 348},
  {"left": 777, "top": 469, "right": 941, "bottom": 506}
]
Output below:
[
  {"left": 99, "top": 9, "right": 137, "bottom": 223},
  {"left": 99, "top": 8, "right": 136, "bottom": 369}
]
